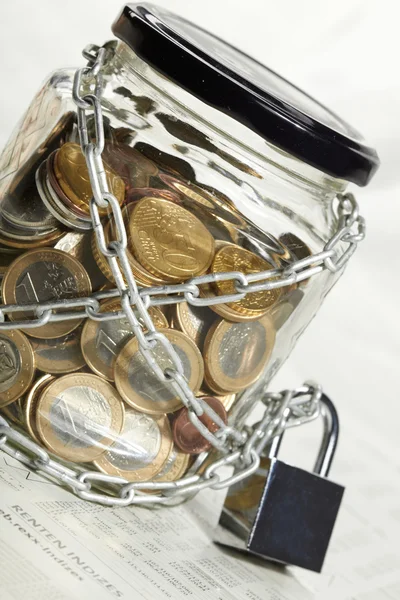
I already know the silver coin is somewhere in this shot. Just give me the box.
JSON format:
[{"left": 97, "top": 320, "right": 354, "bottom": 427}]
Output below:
[
  {"left": 218, "top": 322, "right": 268, "bottom": 379},
  {"left": 175, "top": 302, "right": 216, "bottom": 350},
  {"left": 35, "top": 159, "right": 92, "bottom": 232},
  {"left": 1, "top": 183, "right": 58, "bottom": 231},
  {"left": 127, "top": 343, "right": 192, "bottom": 404},
  {"left": 29, "top": 327, "right": 85, "bottom": 374},
  {"left": 0, "top": 208, "right": 58, "bottom": 240},
  {"left": 99, "top": 410, "right": 161, "bottom": 472},
  {"left": 48, "top": 385, "right": 113, "bottom": 449},
  {"left": 14, "top": 261, "right": 79, "bottom": 306}
]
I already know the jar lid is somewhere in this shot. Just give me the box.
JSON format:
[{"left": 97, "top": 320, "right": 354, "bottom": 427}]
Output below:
[{"left": 112, "top": 4, "right": 379, "bottom": 186}]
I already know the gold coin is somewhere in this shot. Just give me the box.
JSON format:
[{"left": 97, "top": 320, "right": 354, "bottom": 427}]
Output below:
[
  {"left": 92, "top": 206, "right": 167, "bottom": 287},
  {"left": 130, "top": 197, "right": 215, "bottom": 282},
  {"left": 94, "top": 409, "right": 172, "bottom": 482},
  {"left": 203, "top": 316, "right": 275, "bottom": 394},
  {"left": 211, "top": 244, "right": 281, "bottom": 317},
  {"left": 0, "top": 330, "right": 36, "bottom": 408},
  {"left": 173, "top": 301, "right": 217, "bottom": 350},
  {"left": 22, "top": 373, "right": 55, "bottom": 443},
  {"left": 28, "top": 326, "right": 85, "bottom": 374},
  {"left": 2, "top": 248, "right": 92, "bottom": 339},
  {"left": 36, "top": 373, "right": 125, "bottom": 463},
  {"left": 81, "top": 298, "right": 168, "bottom": 382},
  {"left": 53, "top": 142, "right": 125, "bottom": 216},
  {"left": 115, "top": 328, "right": 204, "bottom": 415}
]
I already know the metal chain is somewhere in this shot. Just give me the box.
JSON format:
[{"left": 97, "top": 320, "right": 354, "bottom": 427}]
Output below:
[
  {"left": 0, "top": 382, "right": 321, "bottom": 506},
  {"left": 0, "top": 43, "right": 364, "bottom": 505}
]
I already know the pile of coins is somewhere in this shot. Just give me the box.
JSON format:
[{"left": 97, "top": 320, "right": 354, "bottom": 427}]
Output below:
[{"left": 0, "top": 134, "right": 311, "bottom": 486}]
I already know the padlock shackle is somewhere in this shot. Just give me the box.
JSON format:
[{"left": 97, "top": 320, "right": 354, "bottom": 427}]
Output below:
[{"left": 313, "top": 393, "right": 339, "bottom": 478}]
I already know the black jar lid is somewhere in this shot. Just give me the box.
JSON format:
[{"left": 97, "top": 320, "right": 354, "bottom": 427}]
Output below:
[{"left": 112, "top": 3, "right": 379, "bottom": 186}]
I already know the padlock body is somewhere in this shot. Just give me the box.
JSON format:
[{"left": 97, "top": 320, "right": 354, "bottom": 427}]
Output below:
[{"left": 250, "top": 458, "right": 344, "bottom": 572}]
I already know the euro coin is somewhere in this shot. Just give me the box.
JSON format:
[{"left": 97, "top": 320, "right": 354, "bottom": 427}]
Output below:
[
  {"left": 172, "top": 396, "right": 227, "bottom": 454},
  {"left": 211, "top": 244, "right": 281, "bottom": 317},
  {"left": 115, "top": 328, "right": 204, "bottom": 415},
  {"left": 2, "top": 247, "right": 92, "bottom": 339},
  {"left": 28, "top": 326, "right": 85, "bottom": 374},
  {"left": 22, "top": 373, "right": 55, "bottom": 443},
  {"left": 203, "top": 316, "right": 276, "bottom": 393},
  {"left": 173, "top": 301, "right": 217, "bottom": 350},
  {"left": 53, "top": 142, "right": 125, "bottom": 216},
  {"left": 0, "top": 330, "right": 36, "bottom": 407},
  {"left": 81, "top": 298, "right": 168, "bottom": 381},
  {"left": 36, "top": 373, "right": 125, "bottom": 462},
  {"left": 130, "top": 197, "right": 215, "bottom": 282},
  {"left": 94, "top": 409, "right": 172, "bottom": 482}
]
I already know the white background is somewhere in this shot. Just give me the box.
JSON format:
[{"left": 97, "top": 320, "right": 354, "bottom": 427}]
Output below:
[{"left": 0, "top": 1, "right": 399, "bottom": 595}]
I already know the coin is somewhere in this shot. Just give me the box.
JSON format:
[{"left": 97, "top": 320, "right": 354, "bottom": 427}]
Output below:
[
  {"left": 53, "top": 143, "right": 125, "bottom": 216},
  {"left": 211, "top": 244, "right": 281, "bottom": 317},
  {"left": 130, "top": 197, "right": 215, "bottom": 282},
  {"left": 2, "top": 178, "right": 59, "bottom": 232},
  {"left": 56, "top": 232, "right": 108, "bottom": 292},
  {"left": 94, "top": 409, "right": 172, "bottom": 482},
  {"left": 279, "top": 232, "right": 313, "bottom": 287},
  {"left": 2, "top": 247, "right": 92, "bottom": 339},
  {"left": 36, "top": 155, "right": 92, "bottom": 232},
  {"left": 29, "top": 326, "right": 85, "bottom": 374},
  {"left": 0, "top": 398, "right": 24, "bottom": 426},
  {"left": 115, "top": 328, "right": 204, "bottom": 415},
  {"left": 172, "top": 396, "right": 227, "bottom": 454},
  {"left": 268, "top": 288, "right": 304, "bottom": 330},
  {"left": 36, "top": 373, "right": 125, "bottom": 462},
  {"left": 173, "top": 302, "right": 217, "bottom": 350},
  {"left": 92, "top": 205, "right": 168, "bottom": 287},
  {"left": 0, "top": 216, "right": 63, "bottom": 249},
  {"left": 22, "top": 373, "right": 55, "bottom": 443},
  {"left": 153, "top": 446, "right": 190, "bottom": 483},
  {"left": 203, "top": 316, "right": 276, "bottom": 393},
  {"left": 279, "top": 232, "right": 312, "bottom": 262},
  {"left": 0, "top": 330, "right": 36, "bottom": 408},
  {"left": 81, "top": 298, "right": 168, "bottom": 381}
]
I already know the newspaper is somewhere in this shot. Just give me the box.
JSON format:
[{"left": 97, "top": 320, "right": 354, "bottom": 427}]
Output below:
[{"left": 1, "top": 392, "right": 399, "bottom": 600}]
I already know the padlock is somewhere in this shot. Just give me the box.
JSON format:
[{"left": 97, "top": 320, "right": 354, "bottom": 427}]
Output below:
[{"left": 214, "top": 394, "right": 344, "bottom": 572}]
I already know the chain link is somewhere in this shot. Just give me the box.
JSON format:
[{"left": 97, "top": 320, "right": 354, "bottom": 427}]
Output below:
[{"left": 0, "top": 44, "right": 364, "bottom": 505}]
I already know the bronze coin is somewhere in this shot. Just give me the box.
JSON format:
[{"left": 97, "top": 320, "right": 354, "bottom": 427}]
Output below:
[{"left": 172, "top": 396, "right": 227, "bottom": 454}]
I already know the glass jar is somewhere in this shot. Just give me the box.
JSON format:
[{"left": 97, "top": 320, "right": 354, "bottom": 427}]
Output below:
[{"left": 0, "top": 4, "right": 378, "bottom": 495}]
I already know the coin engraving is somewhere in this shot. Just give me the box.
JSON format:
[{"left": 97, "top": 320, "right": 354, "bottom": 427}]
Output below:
[
  {"left": 49, "top": 386, "right": 113, "bottom": 449},
  {"left": 0, "top": 337, "right": 20, "bottom": 392},
  {"left": 81, "top": 299, "right": 168, "bottom": 381},
  {"left": 2, "top": 248, "right": 91, "bottom": 339},
  {"left": 36, "top": 374, "right": 125, "bottom": 462},
  {"left": 0, "top": 330, "right": 35, "bottom": 407},
  {"left": 130, "top": 197, "right": 215, "bottom": 281},
  {"left": 211, "top": 245, "right": 281, "bottom": 315},
  {"left": 29, "top": 327, "right": 85, "bottom": 374},
  {"left": 204, "top": 317, "right": 275, "bottom": 393},
  {"left": 115, "top": 328, "right": 204, "bottom": 414},
  {"left": 94, "top": 410, "right": 173, "bottom": 482}
]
